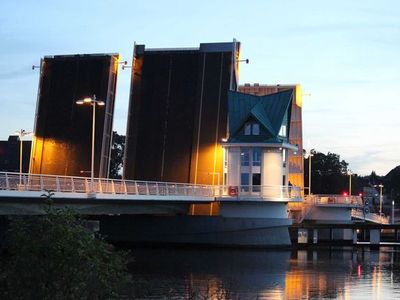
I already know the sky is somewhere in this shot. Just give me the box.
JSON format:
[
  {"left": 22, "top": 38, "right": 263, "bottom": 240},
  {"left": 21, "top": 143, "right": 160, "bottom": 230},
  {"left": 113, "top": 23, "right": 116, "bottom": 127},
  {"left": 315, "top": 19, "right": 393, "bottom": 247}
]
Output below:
[{"left": 0, "top": 0, "right": 399, "bottom": 176}]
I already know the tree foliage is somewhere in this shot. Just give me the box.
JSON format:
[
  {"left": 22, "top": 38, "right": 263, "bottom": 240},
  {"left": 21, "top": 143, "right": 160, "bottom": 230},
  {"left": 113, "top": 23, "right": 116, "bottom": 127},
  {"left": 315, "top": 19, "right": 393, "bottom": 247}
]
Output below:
[
  {"left": 109, "top": 131, "right": 125, "bottom": 179},
  {"left": 385, "top": 166, "right": 400, "bottom": 202},
  {"left": 0, "top": 207, "right": 131, "bottom": 299},
  {"left": 304, "top": 149, "right": 400, "bottom": 203},
  {"left": 304, "top": 150, "right": 350, "bottom": 194}
]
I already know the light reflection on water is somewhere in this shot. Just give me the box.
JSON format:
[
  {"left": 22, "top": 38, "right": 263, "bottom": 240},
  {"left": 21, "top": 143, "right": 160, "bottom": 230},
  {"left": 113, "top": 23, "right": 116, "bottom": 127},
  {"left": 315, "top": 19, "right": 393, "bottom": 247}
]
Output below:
[{"left": 127, "top": 247, "right": 400, "bottom": 299}]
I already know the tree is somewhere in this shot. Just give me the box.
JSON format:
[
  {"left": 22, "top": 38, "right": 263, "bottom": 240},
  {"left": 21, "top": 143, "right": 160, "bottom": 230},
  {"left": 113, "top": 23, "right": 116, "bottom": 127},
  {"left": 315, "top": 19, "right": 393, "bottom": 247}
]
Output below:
[
  {"left": 109, "top": 131, "right": 125, "bottom": 179},
  {"left": 385, "top": 166, "right": 400, "bottom": 203},
  {"left": 304, "top": 150, "right": 350, "bottom": 194},
  {"left": 0, "top": 206, "right": 131, "bottom": 299}
]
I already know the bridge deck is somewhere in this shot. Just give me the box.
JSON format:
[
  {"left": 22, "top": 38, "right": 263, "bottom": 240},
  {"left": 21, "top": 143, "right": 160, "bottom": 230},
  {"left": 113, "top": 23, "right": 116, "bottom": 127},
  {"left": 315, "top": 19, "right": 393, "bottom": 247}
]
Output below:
[
  {"left": 0, "top": 172, "right": 302, "bottom": 201},
  {"left": 0, "top": 172, "right": 303, "bottom": 215}
]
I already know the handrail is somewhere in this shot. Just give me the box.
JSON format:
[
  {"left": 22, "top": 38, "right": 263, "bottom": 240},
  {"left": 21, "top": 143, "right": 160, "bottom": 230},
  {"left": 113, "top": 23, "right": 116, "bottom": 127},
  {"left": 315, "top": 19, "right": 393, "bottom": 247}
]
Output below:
[
  {"left": 306, "top": 194, "right": 363, "bottom": 206},
  {"left": 352, "top": 208, "right": 390, "bottom": 224},
  {"left": 0, "top": 172, "right": 214, "bottom": 197},
  {"left": 0, "top": 172, "right": 302, "bottom": 201},
  {"left": 214, "top": 185, "right": 302, "bottom": 201}
]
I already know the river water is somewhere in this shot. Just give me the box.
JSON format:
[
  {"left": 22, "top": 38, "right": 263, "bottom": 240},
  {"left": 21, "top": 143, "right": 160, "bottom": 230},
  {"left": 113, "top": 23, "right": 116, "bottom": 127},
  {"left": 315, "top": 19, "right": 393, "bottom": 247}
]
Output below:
[{"left": 127, "top": 247, "right": 400, "bottom": 299}]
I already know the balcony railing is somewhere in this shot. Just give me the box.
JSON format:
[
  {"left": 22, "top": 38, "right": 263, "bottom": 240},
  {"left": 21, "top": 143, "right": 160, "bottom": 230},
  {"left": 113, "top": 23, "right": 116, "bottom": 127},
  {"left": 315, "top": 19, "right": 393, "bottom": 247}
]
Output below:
[
  {"left": 214, "top": 185, "right": 302, "bottom": 201},
  {"left": 306, "top": 194, "right": 363, "bottom": 206}
]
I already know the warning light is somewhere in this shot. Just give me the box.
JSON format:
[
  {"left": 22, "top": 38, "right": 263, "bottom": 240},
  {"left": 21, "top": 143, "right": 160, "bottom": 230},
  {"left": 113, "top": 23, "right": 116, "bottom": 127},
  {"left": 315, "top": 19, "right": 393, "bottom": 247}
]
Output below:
[{"left": 343, "top": 192, "right": 348, "bottom": 196}]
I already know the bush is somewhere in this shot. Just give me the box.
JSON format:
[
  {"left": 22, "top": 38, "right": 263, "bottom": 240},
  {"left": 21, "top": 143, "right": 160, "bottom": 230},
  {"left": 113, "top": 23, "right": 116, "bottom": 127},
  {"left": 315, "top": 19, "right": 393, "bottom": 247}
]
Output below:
[{"left": 0, "top": 207, "right": 131, "bottom": 299}]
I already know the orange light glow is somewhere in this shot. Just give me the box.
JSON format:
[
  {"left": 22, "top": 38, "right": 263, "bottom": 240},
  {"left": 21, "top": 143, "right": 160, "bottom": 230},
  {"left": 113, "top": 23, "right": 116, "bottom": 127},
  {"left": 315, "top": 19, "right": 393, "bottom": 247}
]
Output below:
[{"left": 295, "top": 84, "right": 302, "bottom": 107}]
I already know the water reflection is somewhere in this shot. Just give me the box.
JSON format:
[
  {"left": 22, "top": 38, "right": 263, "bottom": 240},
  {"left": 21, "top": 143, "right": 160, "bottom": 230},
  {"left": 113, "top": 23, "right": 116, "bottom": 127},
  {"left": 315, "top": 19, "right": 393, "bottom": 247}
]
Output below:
[{"left": 127, "top": 247, "right": 400, "bottom": 299}]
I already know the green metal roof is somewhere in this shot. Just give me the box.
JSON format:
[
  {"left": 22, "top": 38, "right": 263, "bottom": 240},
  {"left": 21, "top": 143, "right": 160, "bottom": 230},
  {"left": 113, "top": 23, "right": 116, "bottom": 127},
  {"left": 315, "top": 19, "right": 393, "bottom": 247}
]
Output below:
[{"left": 227, "top": 89, "right": 293, "bottom": 142}]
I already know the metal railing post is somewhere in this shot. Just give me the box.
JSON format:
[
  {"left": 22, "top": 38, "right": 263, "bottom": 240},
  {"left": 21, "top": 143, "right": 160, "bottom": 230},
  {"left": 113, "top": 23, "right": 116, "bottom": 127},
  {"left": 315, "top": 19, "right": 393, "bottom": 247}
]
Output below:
[
  {"left": 145, "top": 182, "right": 150, "bottom": 195},
  {"left": 98, "top": 179, "right": 102, "bottom": 194},
  {"left": 40, "top": 175, "right": 44, "bottom": 191},
  {"left": 22, "top": 173, "right": 27, "bottom": 191},
  {"left": 84, "top": 178, "right": 89, "bottom": 193},
  {"left": 56, "top": 176, "right": 60, "bottom": 192},
  {"left": 5, "top": 172, "right": 9, "bottom": 190},
  {"left": 123, "top": 180, "right": 128, "bottom": 195},
  {"left": 71, "top": 177, "right": 75, "bottom": 192},
  {"left": 111, "top": 180, "right": 116, "bottom": 194}
]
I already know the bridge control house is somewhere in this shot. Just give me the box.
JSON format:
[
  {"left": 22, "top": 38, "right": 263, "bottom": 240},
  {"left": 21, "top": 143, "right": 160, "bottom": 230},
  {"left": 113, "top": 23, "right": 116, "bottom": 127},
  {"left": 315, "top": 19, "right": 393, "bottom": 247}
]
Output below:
[{"left": 223, "top": 89, "right": 298, "bottom": 194}]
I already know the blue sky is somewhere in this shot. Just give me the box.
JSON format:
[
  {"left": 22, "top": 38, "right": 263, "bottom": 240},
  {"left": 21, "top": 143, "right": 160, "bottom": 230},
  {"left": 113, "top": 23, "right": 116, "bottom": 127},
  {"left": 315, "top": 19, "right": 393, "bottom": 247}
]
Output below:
[{"left": 1, "top": 0, "right": 399, "bottom": 175}]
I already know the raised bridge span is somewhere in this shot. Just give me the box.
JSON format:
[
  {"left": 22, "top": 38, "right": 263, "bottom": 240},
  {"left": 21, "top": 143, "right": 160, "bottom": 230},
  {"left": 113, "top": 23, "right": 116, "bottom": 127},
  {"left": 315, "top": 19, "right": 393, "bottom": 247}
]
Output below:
[{"left": 0, "top": 172, "right": 302, "bottom": 215}]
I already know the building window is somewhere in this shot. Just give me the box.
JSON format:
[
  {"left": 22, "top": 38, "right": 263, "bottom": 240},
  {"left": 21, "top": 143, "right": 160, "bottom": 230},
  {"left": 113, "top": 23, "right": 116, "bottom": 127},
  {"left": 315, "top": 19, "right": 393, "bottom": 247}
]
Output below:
[
  {"left": 240, "top": 148, "right": 250, "bottom": 166},
  {"left": 244, "top": 122, "right": 260, "bottom": 135},
  {"left": 241, "top": 173, "right": 250, "bottom": 192},
  {"left": 253, "top": 147, "right": 261, "bottom": 166},
  {"left": 279, "top": 125, "right": 287, "bottom": 137},
  {"left": 252, "top": 123, "right": 260, "bottom": 135},
  {"left": 282, "top": 148, "right": 286, "bottom": 168},
  {"left": 252, "top": 173, "right": 261, "bottom": 192},
  {"left": 244, "top": 123, "right": 251, "bottom": 135}
]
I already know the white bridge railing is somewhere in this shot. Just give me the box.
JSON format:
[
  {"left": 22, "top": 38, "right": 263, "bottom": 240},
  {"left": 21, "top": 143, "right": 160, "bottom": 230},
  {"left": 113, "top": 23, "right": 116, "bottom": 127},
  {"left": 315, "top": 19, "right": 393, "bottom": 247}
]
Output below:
[
  {"left": 0, "top": 172, "right": 301, "bottom": 201},
  {"left": 351, "top": 208, "right": 390, "bottom": 224},
  {"left": 0, "top": 172, "right": 215, "bottom": 197},
  {"left": 214, "top": 185, "right": 302, "bottom": 201},
  {"left": 306, "top": 194, "right": 363, "bottom": 206}
]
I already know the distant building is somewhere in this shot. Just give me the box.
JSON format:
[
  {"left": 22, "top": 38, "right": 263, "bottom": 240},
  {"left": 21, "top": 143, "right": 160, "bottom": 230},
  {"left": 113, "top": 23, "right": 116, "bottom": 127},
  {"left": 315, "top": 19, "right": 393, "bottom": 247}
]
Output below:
[
  {"left": 238, "top": 84, "right": 304, "bottom": 191},
  {"left": 124, "top": 41, "right": 241, "bottom": 184},
  {"left": 30, "top": 54, "right": 119, "bottom": 177},
  {"left": 0, "top": 136, "right": 31, "bottom": 173}
]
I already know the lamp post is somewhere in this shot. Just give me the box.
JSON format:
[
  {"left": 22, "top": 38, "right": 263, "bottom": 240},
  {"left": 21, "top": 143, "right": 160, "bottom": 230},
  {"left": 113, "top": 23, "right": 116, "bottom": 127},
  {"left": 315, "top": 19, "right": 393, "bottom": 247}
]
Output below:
[
  {"left": 308, "top": 150, "right": 314, "bottom": 196},
  {"left": 76, "top": 95, "right": 105, "bottom": 192},
  {"left": 374, "top": 184, "right": 384, "bottom": 216},
  {"left": 348, "top": 169, "right": 352, "bottom": 198},
  {"left": 15, "top": 129, "right": 32, "bottom": 185},
  {"left": 392, "top": 200, "right": 395, "bottom": 224}
]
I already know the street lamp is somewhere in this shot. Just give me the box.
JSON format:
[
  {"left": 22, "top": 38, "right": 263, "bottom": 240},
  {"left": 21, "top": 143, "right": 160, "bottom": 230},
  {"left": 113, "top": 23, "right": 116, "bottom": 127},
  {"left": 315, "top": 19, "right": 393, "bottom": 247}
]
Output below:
[
  {"left": 308, "top": 150, "right": 314, "bottom": 195},
  {"left": 374, "top": 184, "right": 384, "bottom": 216},
  {"left": 76, "top": 95, "right": 105, "bottom": 192},
  {"left": 348, "top": 169, "right": 352, "bottom": 197},
  {"left": 392, "top": 200, "right": 395, "bottom": 224},
  {"left": 15, "top": 129, "right": 32, "bottom": 185}
]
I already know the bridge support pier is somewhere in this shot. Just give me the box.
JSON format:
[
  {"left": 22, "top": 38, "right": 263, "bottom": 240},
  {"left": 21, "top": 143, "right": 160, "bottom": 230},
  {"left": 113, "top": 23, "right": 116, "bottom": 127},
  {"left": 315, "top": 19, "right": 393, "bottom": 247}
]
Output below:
[
  {"left": 297, "top": 228, "right": 308, "bottom": 244},
  {"left": 352, "top": 229, "right": 358, "bottom": 244},
  {"left": 83, "top": 220, "right": 100, "bottom": 233},
  {"left": 312, "top": 229, "right": 318, "bottom": 244},
  {"left": 370, "top": 229, "right": 380, "bottom": 245}
]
